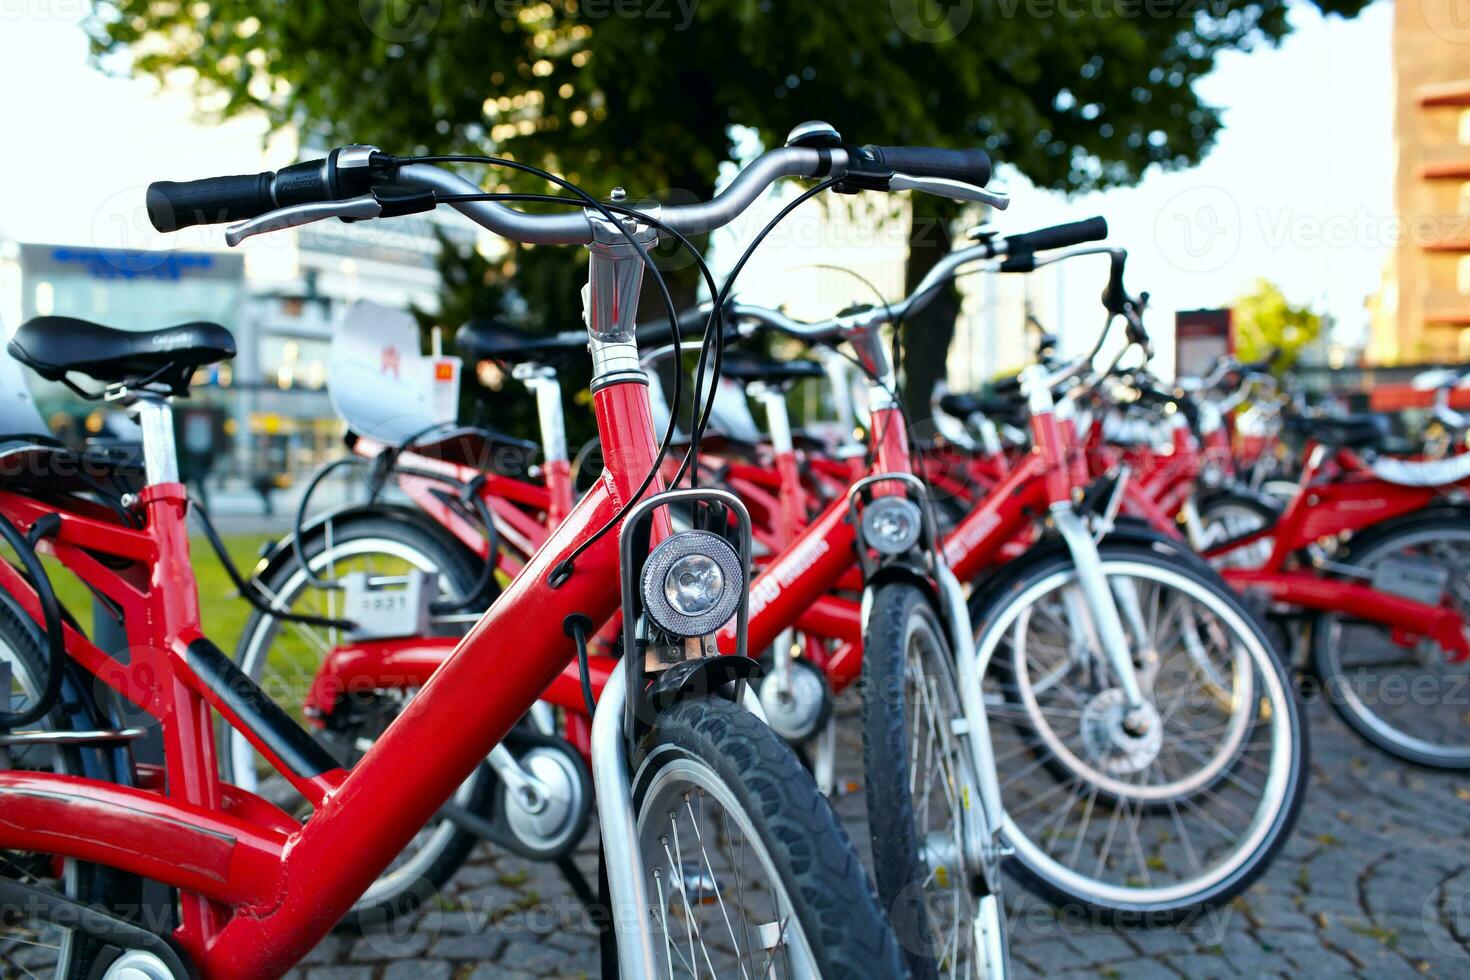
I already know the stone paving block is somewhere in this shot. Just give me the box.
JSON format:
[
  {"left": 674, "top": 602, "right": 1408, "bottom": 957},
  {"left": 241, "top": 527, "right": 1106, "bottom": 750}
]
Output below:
[
  {"left": 349, "top": 929, "right": 431, "bottom": 961},
  {"left": 498, "top": 939, "right": 585, "bottom": 974},
  {"left": 384, "top": 961, "right": 452, "bottom": 980},
  {"left": 463, "top": 968, "right": 539, "bottom": 980},
  {"left": 1161, "top": 952, "right": 1243, "bottom": 978},
  {"left": 305, "top": 968, "right": 375, "bottom": 980},
  {"left": 299, "top": 934, "right": 347, "bottom": 966},
  {"left": 428, "top": 931, "right": 510, "bottom": 961}
]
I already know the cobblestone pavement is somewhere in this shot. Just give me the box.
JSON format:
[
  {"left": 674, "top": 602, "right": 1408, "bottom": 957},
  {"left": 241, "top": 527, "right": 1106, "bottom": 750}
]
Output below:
[{"left": 300, "top": 696, "right": 1470, "bottom": 979}]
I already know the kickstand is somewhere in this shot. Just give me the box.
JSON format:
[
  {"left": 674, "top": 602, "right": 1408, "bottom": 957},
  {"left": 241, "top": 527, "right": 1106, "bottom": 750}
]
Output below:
[
  {"left": 557, "top": 854, "right": 596, "bottom": 909},
  {"left": 596, "top": 844, "right": 618, "bottom": 977},
  {"left": 813, "top": 716, "right": 837, "bottom": 797}
]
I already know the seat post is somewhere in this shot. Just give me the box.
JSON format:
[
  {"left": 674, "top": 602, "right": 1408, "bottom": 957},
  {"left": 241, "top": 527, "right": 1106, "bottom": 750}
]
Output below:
[
  {"left": 131, "top": 394, "right": 180, "bottom": 486},
  {"left": 747, "top": 381, "right": 794, "bottom": 458}
]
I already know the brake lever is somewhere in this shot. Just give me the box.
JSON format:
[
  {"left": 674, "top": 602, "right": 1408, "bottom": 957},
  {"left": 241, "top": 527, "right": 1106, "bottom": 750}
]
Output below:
[
  {"left": 224, "top": 195, "right": 384, "bottom": 246},
  {"left": 888, "top": 173, "right": 1010, "bottom": 210}
]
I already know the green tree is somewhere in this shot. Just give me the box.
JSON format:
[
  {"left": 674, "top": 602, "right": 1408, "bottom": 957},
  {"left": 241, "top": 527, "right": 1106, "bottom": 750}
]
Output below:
[
  {"left": 87, "top": 0, "right": 1369, "bottom": 415},
  {"left": 1231, "top": 278, "right": 1323, "bottom": 371}
]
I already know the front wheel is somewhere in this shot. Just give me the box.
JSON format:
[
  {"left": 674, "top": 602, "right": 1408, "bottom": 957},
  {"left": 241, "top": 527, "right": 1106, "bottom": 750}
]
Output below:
[
  {"left": 632, "top": 697, "right": 906, "bottom": 980},
  {"left": 976, "top": 542, "right": 1307, "bottom": 921},
  {"left": 861, "top": 582, "right": 1005, "bottom": 980}
]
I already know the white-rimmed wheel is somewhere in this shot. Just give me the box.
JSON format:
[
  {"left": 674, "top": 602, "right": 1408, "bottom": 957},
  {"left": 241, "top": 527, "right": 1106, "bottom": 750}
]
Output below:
[
  {"left": 1196, "top": 491, "right": 1278, "bottom": 569},
  {"left": 632, "top": 697, "right": 906, "bottom": 979},
  {"left": 1312, "top": 516, "right": 1470, "bottom": 768},
  {"left": 0, "top": 596, "right": 142, "bottom": 978},
  {"left": 228, "top": 514, "right": 492, "bottom": 931},
  {"left": 975, "top": 543, "right": 1307, "bottom": 920}
]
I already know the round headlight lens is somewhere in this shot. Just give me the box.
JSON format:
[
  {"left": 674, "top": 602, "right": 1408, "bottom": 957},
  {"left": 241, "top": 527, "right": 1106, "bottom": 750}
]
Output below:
[
  {"left": 664, "top": 553, "right": 725, "bottom": 617},
  {"left": 861, "top": 496, "right": 924, "bottom": 555},
  {"left": 640, "top": 530, "right": 744, "bottom": 637}
]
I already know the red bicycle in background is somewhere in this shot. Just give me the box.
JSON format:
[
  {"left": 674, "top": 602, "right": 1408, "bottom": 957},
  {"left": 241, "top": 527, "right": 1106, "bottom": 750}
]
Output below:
[
  {"left": 1073, "top": 360, "right": 1470, "bottom": 768},
  {"left": 253, "top": 220, "right": 1306, "bottom": 971}
]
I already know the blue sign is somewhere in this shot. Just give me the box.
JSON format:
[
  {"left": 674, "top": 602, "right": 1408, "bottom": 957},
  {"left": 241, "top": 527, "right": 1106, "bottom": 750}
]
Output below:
[{"left": 47, "top": 247, "right": 219, "bottom": 281}]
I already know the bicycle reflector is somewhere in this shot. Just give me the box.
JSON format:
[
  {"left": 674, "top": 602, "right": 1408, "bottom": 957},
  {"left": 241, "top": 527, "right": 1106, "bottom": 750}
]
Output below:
[
  {"left": 861, "top": 496, "right": 924, "bottom": 555},
  {"left": 640, "top": 530, "right": 743, "bottom": 638}
]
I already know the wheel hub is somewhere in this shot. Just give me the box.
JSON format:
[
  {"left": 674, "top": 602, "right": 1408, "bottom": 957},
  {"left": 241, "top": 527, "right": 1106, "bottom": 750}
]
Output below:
[
  {"left": 502, "top": 747, "right": 583, "bottom": 856},
  {"left": 1080, "top": 688, "right": 1162, "bottom": 775},
  {"left": 757, "top": 660, "right": 829, "bottom": 742},
  {"left": 920, "top": 830, "right": 965, "bottom": 889},
  {"left": 102, "top": 950, "right": 177, "bottom": 980}
]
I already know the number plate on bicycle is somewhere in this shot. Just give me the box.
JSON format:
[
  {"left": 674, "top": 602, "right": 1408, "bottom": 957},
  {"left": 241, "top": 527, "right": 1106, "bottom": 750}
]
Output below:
[
  {"left": 1370, "top": 557, "right": 1449, "bottom": 607},
  {"left": 342, "top": 569, "right": 437, "bottom": 640}
]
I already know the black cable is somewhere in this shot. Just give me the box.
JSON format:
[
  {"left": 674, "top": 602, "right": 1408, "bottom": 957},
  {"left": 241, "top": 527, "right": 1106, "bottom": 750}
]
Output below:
[
  {"left": 389, "top": 159, "right": 690, "bottom": 549},
  {"left": 566, "top": 617, "right": 597, "bottom": 719},
  {"left": 190, "top": 496, "right": 354, "bottom": 630},
  {"left": 395, "top": 160, "right": 842, "bottom": 582},
  {"left": 290, "top": 456, "right": 370, "bottom": 591},
  {"left": 0, "top": 512, "right": 66, "bottom": 729},
  {"left": 670, "top": 178, "right": 841, "bottom": 490},
  {"left": 391, "top": 158, "right": 691, "bottom": 585},
  {"left": 433, "top": 191, "right": 729, "bottom": 498}
]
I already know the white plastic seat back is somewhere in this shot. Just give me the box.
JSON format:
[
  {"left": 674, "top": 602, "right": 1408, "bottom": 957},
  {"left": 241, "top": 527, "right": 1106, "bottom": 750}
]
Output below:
[
  {"left": 1367, "top": 453, "right": 1470, "bottom": 488},
  {"left": 329, "top": 301, "right": 462, "bottom": 445},
  {"left": 0, "top": 341, "right": 48, "bottom": 437}
]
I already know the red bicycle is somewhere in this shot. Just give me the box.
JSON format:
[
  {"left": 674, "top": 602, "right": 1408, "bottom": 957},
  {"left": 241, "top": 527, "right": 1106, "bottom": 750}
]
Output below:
[
  {"left": 0, "top": 135, "right": 992, "bottom": 979},
  {"left": 1073, "top": 358, "right": 1470, "bottom": 768}
]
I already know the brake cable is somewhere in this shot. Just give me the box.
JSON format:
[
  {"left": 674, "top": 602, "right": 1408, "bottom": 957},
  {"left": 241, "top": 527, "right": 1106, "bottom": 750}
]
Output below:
[
  {"left": 424, "top": 189, "right": 725, "bottom": 582},
  {"left": 381, "top": 156, "right": 693, "bottom": 586},
  {"left": 670, "top": 178, "right": 841, "bottom": 491}
]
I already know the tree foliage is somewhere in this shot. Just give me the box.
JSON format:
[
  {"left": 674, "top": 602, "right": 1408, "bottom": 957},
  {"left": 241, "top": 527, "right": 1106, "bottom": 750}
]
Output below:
[
  {"left": 1232, "top": 277, "right": 1323, "bottom": 371},
  {"left": 87, "top": 0, "right": 1368, "bottom": 408},
  {"left": 89, "top": 0, "right": 1367, "bottom": 198}
]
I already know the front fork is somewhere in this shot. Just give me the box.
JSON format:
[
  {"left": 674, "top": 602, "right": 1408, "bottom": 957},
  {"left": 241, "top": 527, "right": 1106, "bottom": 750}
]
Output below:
[
  {"left": 1051, "top": 504, "right": 1152, "bottom": 719},
  {"left": 850, "top": 469, "right": 1008, "bottom": 947},
  {"left": 1023, "top": 365, "right": 1152, "bottom": 724}
]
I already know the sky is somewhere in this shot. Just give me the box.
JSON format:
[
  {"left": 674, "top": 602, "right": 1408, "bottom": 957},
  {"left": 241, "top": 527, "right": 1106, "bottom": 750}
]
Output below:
[{"left": 0, "top": 2, "right": 1394, "bottom": 349}]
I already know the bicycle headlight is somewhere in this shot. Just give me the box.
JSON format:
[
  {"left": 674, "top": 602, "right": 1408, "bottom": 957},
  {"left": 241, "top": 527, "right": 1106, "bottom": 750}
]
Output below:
[
  {"left": 640, "top": 530, "right": 743, "bottom": 637},
  {"left": 861, "top": 496, "right": 924, "bottom": 556}
]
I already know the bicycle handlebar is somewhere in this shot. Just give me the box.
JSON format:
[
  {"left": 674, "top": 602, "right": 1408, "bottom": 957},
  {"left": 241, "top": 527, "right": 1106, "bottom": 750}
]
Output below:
[
  {"left": 147, "top": 137, "right": 1001, "bottom": 248},
  {"left": 996, "top": 217, "right": 1109, "bottom": 272}
]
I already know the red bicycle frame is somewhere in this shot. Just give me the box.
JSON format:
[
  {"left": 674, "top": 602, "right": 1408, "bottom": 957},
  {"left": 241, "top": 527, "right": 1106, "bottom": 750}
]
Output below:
[
  {"left": 1206, "top": 442, "right": 1470, "bottom": 658},
  {"left": 0, "top": 369, "right": 667, "bottom": 978}
]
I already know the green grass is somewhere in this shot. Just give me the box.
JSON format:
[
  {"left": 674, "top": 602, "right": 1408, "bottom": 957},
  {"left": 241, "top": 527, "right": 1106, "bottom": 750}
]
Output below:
[{"left": 44, "top": 533, "right": 277, "bottom": 654}]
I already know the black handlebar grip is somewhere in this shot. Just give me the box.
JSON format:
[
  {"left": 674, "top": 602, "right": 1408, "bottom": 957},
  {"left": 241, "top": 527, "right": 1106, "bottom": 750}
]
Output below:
[
  {"left": 863, "top": 146, "right": 992, "bottom": 187},
  {"left": 146, "top": 172, "right": 277, "bottom": 233},
  {"left": 1003, "top": 216, "right": 1108, "bottom": 256},
  {"left": 146, "top": 150, "right": 373, "bottom": 234},
  {"left": 993, "top": 374, "right": 1023, "bottom": 396}
]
